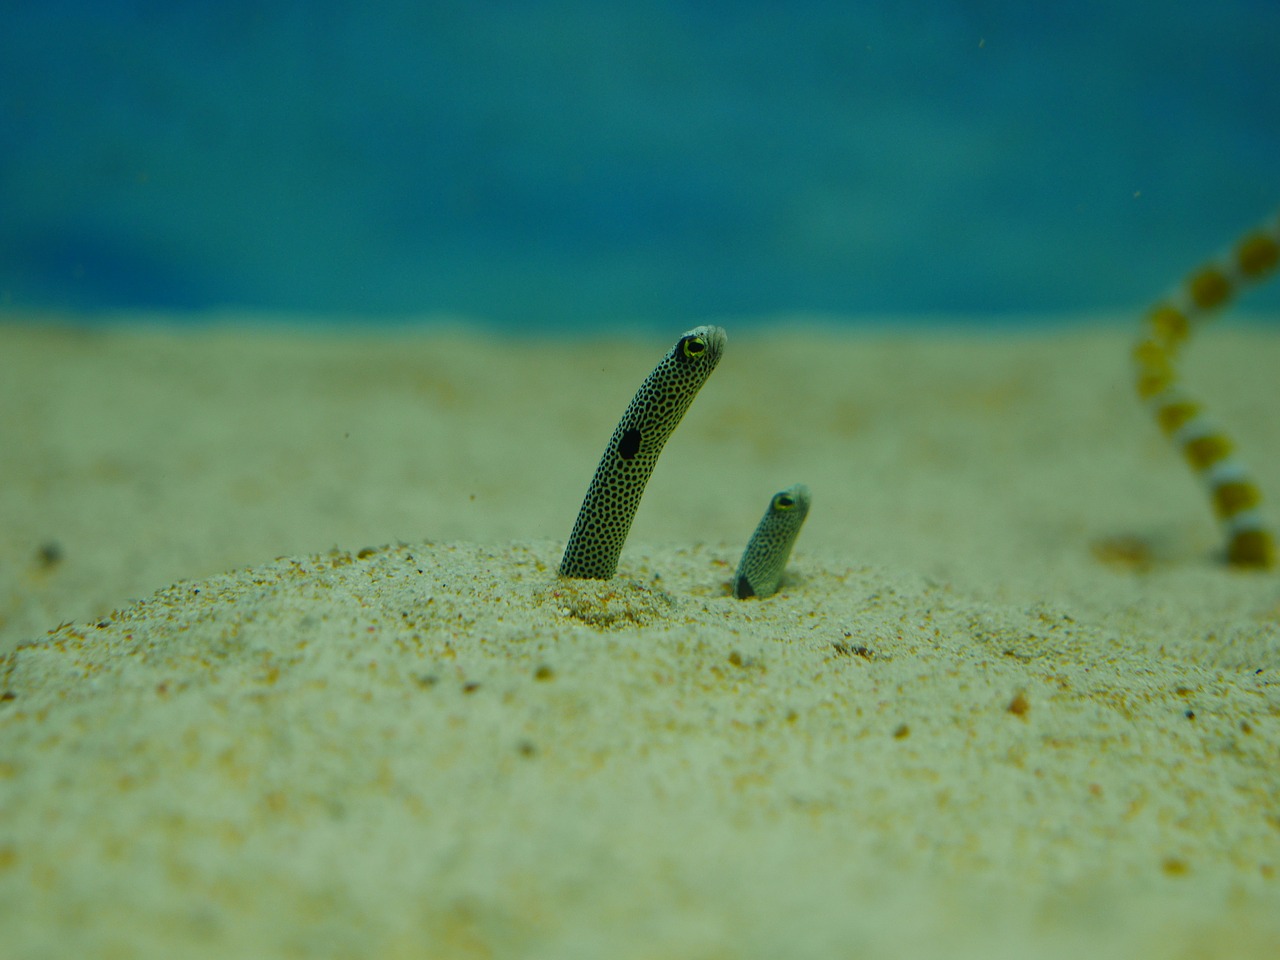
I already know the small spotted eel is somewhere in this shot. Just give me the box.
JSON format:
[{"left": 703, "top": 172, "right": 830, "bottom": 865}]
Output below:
[
  {"left": 734, "top": 484, "right": 811, "bottom": 598},
  {"left": 559, "top": 325, "right": 727, "bottom": 580},
  {"left": 1133, "top": 209, "right": 1279, "bottom": 567}
]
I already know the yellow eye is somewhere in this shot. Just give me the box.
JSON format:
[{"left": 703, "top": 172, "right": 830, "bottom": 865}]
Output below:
[
  {"left": 772, "top": 494, "right": 796, "bottom": 511},
  {"left": 681, "top": 336, "right": 706, "bottom": 358}
]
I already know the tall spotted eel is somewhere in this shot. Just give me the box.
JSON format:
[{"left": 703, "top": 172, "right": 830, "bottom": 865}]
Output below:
[
  {"left": 1133, "top": 209, "right": 1279, "bottom": 567},
  {"left": 559, "top": 325, "right": 727, "bottom": 580},
  {"left": 734, "top": 484, "right": 811, "bottom": 598}
]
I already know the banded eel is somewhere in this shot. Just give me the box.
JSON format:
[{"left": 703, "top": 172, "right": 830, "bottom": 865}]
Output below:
[
  {"left": 734, "top": 484, "right": 811, "bottom": 598},
  {"left": 1132, "top": 210, "right": 1279, "bottom": 568},
  {"left": 559, "top": 325, "right": 727, "bottom": 580}
]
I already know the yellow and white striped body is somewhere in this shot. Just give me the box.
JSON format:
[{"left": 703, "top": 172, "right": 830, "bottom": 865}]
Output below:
[{"left": 1132, "top": 209, "right": 1279, "bottom": 567}]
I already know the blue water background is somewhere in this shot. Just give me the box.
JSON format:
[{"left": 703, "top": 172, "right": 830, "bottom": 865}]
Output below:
[{"left": 2, "top": 1, "right": 1278, "bottom": 329}]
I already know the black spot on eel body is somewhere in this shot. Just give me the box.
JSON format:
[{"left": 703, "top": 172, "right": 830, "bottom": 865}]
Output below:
[{"left": 618, "top": 428, "right": 641, "bottom": 460}]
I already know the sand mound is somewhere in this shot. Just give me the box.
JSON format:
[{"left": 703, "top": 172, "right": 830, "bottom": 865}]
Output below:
[{"left": 4, "top": 536, "right": 1278, "bottom": 958}]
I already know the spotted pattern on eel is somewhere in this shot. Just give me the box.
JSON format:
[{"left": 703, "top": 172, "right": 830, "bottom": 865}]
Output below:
[
  {"left": 559, "top": 325, "right": 727, "bottom": 580},
  {"left": 734, "top": 484, "right": 811, "bottom": 599}
]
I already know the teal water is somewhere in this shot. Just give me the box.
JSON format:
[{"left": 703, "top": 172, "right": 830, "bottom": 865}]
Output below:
[{"left": 1, "top": 1, "right": 1277, "bottom": 328}]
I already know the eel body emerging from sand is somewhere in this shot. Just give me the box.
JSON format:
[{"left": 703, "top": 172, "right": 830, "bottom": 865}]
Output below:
[
  {"left": 559, "top": 325, "right": 727, "bottom": 580},
  {"left": 734, "top": 484, "right": 812, "bottom": 599},
  {"left": 1133, "top": 210, "right": 1279, "bottom": 567}
]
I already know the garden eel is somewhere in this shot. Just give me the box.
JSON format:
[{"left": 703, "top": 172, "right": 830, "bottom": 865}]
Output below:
[
  {"left": 559, "top": 325, "right": 727, "bottom": 580},
  {"left": 734, "top": 484, "right": 811, "bottom": 598},
  {"left": 1133, "top": 208, "right": 1279, "bottom": 568}
]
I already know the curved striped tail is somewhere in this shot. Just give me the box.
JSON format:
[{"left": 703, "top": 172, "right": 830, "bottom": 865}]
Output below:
[{"left": 1132, "top": 210, "right": 1279, "bottom": 568}]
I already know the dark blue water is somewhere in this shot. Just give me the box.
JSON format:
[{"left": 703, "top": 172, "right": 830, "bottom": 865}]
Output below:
[{"left": 2, "top": 1, "right": 1277, "bottom": 328}]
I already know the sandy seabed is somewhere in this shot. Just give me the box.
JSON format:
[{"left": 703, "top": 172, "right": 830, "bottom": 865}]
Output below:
[{"left": 1, "top": 315, "right": 1278, "bottom": 959}]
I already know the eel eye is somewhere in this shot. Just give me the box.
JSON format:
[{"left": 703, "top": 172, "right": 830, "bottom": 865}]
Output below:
[
  {"left": 772, "top": 494, "right": 796, "bottom": 511},
  {"left": 681, "top": 335, "right": 707, "bottom": 359}
]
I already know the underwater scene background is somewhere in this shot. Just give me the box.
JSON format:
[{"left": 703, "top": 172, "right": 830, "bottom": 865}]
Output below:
[{"left": 2, "top": 0, "right": 1277, "bottom": 329}]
